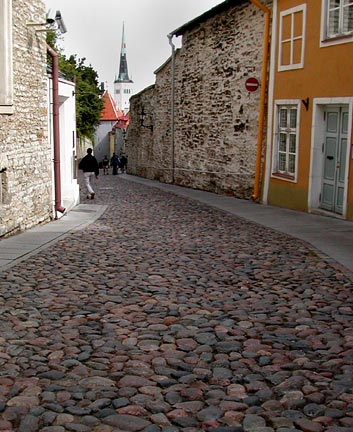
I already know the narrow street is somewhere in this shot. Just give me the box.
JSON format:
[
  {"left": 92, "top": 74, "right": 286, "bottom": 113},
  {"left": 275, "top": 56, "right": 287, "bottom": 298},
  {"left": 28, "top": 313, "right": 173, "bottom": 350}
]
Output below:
[{"left": 0, "top": 173, "right": 352, "bottom": 432}]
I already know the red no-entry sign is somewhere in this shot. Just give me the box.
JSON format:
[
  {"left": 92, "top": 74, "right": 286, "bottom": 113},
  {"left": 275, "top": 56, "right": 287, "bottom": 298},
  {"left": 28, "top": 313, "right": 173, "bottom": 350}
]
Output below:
[{"left": 245, "top": 77, "right": 259, "bottom": 92}]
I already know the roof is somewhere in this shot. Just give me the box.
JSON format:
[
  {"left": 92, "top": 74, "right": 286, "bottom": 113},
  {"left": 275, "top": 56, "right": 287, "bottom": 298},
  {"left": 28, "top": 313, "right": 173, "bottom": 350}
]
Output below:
[
  {"left": 169, "top": 0, "right": 245, "bottom": 37},
  {"left": 100, "top": 91, "right": 122, "bottom": 121},
  {"left": 130, "top": 84, "right": 155, "bottom": 100},
  {"left": 113, "top": 113, "right": 130, "bottom": 130}
]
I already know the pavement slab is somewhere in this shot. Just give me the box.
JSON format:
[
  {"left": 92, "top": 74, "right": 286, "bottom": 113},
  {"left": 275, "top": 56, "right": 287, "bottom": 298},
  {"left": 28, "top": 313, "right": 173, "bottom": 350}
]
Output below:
[{"left": 0, "top": 173, "right": 352, "bottom": 432}]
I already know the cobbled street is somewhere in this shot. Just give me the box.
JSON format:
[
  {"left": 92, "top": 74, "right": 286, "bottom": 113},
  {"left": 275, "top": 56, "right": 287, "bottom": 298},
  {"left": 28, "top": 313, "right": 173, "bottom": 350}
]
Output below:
[{"left": 0, "top": 174, "right": 352, "bottom": 432}]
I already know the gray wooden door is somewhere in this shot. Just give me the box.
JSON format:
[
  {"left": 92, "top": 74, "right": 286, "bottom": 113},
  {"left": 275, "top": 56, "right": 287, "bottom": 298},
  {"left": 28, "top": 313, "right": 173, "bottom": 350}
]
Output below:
[{"left": 321, "top": 107, "right": 348, "bottom": 214}]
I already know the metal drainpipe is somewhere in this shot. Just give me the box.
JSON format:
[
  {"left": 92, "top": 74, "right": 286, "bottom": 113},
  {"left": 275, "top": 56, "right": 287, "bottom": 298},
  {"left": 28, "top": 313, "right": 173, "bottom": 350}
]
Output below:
[
  {"left": 250, "top": 0, "right": 270, "bottom": 201},
  {"left": 47, "top": 44, "right": 66, "bottom": 218},
  {"left": 167, "top": 33, "right": 176, "bottom": 184}
]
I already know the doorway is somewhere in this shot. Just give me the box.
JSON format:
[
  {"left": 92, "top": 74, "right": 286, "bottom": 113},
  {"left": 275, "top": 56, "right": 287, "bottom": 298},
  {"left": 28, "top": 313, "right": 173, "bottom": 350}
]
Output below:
[
  {"left": 320, "top": 107, "right": 349, "bottom": 214},
  {"left": 309, "top": 99, "right": 352, "bottom": 219}
]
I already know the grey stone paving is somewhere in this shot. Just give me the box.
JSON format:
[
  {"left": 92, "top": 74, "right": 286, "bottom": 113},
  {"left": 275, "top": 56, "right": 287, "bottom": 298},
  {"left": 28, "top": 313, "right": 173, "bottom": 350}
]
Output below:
[{"left": 0, "top": 173, "right": 352, "bottom": 432}]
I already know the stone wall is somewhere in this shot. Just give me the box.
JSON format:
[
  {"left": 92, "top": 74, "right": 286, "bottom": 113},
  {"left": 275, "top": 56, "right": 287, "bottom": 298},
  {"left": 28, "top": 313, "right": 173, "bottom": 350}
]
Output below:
[
  {"left": 126, "top": 1, "right": 272, "bottom": 199},
  {"left": 127, "top": 85, "right": 157, "bottom": 179},
  {"left": 0, "top": 0, "right": 52, "bottom": 237}
]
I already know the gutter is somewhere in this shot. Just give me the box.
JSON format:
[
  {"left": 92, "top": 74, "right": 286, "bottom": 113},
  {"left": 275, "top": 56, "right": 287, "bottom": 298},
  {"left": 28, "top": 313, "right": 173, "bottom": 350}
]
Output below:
[
  {"left": 47, "top": 44, "right": 66, "bottom": 218},
  {"left": 167, "top": 33, "right": 176, "bottom": 184},
  {"left": 250, "top": 0, "right": 270, "bottom": 201}
]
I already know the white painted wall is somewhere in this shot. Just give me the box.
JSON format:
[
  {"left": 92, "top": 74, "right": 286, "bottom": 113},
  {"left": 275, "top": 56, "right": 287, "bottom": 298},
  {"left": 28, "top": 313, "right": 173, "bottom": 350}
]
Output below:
[{"left": 48, "top": 76, "right": 80, "bottom": 216}]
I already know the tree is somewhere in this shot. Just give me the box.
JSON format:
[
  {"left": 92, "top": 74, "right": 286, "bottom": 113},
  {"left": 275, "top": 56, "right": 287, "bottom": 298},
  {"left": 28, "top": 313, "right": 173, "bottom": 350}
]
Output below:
[{"left": 46, "top": 32, "right": 103, "bottom": 140}]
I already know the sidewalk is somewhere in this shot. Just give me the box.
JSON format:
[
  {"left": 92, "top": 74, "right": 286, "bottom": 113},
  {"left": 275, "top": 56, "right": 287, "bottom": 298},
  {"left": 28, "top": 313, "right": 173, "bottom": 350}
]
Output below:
[
  {"left": 0, "top": 203, "right": 107, "bottom": 272},
  {"left": 1, "top": 174, "right": 352, "bottom": 276}
]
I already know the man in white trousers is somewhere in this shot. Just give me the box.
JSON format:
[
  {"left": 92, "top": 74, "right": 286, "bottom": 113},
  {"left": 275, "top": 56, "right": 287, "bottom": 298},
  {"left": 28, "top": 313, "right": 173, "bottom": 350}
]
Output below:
[{"left": 78, "top": 148, "right": 99, "bottom": 199}]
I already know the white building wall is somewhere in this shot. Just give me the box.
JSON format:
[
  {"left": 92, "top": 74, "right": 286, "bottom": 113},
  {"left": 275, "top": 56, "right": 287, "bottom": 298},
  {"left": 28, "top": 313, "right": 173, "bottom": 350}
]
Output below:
[
  {"left": 94, "top": 121, "right": 117, "bottom": 163},
  {"left": 48, "top": 77, "right": 80, "bottom": 216},
  {"left": 58, "top": 78, "right": 80, "bottom": 211},
  {"left": 114, "top": 81, "right": 133, "bottom": 113}
]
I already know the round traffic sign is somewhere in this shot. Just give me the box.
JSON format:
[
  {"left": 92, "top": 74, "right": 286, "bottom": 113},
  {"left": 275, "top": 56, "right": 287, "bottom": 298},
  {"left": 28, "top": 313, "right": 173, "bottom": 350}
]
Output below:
[{"left": 245, "top": 77, "right": 259, "bottom": 92}]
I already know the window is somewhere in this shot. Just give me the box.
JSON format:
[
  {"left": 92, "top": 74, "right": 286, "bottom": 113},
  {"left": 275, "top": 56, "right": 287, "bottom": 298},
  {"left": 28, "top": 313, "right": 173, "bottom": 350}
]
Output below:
[
  {"left": 272, "top": 102, "right": 300, "bottom": 181},
  {"left": 0, "top": 169, "right": 8, "bottom": 204},
  {"left": 0, "top": 0, "right": 13, "bottom": 114},
  {"left": 321, "top": 0, "right": 353, "bottom": 44},
  {"left": 327, "top": 0, "right": 353, "bottom": 37},
  {"left": 278, "top": 5, "right": 306, "bottom": 71}
]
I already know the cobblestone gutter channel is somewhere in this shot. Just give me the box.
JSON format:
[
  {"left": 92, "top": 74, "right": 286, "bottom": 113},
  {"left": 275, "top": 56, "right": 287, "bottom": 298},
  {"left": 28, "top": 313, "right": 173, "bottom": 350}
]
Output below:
[{"left": 0, "top": 174, "right": 352, "bottom": 431}]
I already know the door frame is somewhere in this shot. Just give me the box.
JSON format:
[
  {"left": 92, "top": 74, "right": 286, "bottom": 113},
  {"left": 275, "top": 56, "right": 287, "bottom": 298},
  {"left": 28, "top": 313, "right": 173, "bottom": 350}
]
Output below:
[{"left": 308, "top": 97, "right": 353, "bottom": 219}]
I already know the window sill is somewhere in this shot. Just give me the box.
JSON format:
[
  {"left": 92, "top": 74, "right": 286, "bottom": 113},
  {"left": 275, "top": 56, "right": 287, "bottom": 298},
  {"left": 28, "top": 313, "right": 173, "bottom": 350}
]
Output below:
[
  {"left": 278, "top": 63, "right": 304, "bottom": 72},
  {"left": 321, "top": 32, "right": 353, "bottom": 46},
  {"left": 0, "top": 105, "right": 14, "bottom": 115},
  {"left": 271, "top": 172, "right": 296, "bottom": 182}
]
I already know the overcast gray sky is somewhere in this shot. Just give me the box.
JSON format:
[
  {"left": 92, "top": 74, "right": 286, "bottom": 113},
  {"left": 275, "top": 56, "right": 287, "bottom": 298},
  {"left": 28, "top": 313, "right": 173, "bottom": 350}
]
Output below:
[{"left": 44, "top": 0, "right": 224, "bottom": 95}]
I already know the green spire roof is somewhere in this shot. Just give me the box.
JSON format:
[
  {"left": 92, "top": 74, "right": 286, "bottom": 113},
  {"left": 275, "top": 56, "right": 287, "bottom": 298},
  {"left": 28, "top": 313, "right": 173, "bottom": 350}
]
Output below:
[{"left": 116, "top": 22, "right": 132, "bottom": 83}]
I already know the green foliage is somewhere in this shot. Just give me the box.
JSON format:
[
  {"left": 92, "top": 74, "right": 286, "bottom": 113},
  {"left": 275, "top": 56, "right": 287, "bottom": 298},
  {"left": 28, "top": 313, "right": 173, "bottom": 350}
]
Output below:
[{"left": 46, "top": 31, "right": 103, "bottom": 140}]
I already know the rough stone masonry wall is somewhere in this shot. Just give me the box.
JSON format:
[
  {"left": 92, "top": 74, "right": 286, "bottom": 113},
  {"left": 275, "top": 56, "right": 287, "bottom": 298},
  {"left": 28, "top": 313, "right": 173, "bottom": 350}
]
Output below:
[
  {"left": 126, "top": 53, "right": 181, "bottom": 184},
  {"left": 172, "top": 1, "right": 272, "bottom": 198},
  {"left": 127, "top": 85, "right": 156, "bottom": 179},
  {"left": 127, "top": 1, "right": 272, "bottom": 199},
  {"left": 0, "top": 0, "right": 52, "bottom": 237},
  {"left": 150, "top": 52, "right": 182, "bottom": 184}
]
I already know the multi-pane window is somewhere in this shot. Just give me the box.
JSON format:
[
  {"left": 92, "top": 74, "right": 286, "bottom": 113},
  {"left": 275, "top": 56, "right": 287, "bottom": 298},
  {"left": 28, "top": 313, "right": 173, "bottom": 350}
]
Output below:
[
  {"left": 278, "top": 5, "right": 306, "bottom": 71},
  {"left": 273, "top": 104, "right": 299, "bottom": 179},
  {"left": 327, "top": 0, "right": 353, "bottom": 37}
]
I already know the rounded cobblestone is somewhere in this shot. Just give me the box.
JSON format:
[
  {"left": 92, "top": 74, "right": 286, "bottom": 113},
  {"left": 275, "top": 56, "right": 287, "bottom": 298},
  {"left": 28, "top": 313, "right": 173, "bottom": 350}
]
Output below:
[{"left": 0, "top": 174, "right": 352, "bottom": 431}]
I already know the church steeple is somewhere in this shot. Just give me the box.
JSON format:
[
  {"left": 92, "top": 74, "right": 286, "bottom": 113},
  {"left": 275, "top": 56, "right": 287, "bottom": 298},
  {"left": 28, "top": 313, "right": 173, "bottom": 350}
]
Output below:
[
  {"left": 114, "top": 22, "right": 133, "bottom": 114},
  {"left": 117, "top": 23, "right": 130, "bottom": 82}
]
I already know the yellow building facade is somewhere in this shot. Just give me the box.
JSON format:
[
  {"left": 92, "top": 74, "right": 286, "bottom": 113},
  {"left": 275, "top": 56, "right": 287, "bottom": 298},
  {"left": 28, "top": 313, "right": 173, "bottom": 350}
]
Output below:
[{"left": 263, "top": 0, "right": 353, "bottom": 220}]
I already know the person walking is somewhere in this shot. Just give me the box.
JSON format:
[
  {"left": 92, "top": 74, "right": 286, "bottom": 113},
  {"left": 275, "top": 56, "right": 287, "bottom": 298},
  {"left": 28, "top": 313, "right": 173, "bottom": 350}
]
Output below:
[
  {"left": 110, "top": 152, "right": 120, "bottom": 175},
  {"left": 78, "top": 148, "right": 99, "bottom": 199},
  {"left": 120, "top": 154, "right": 128, "bottom": 173},
  {"left": 102, "top": 155, "right": 110, "bottom": 175}
]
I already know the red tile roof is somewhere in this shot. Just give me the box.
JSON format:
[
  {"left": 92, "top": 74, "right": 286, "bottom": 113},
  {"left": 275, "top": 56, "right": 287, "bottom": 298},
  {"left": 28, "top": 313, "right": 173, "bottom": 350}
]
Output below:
[
  {"left": 113, "top": 113, "right": 130, "bottom": 130},
  {"left": 100, "top": 91, "right": 122, "bottom": 121}
]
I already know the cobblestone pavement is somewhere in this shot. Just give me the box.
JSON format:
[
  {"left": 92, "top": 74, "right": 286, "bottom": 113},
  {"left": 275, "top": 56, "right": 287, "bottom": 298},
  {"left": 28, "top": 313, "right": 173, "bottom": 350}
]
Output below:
[{"left": 0, "top": 174, "right": 352, "bottom": 432}]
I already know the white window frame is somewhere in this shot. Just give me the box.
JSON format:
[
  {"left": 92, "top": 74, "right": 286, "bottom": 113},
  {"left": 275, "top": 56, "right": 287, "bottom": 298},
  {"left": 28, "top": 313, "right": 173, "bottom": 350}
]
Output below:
[
  {"left": 0, "top": 0, "right": 13, "bottom": 114},
  {"left": 278, "top": 4, "right": 307, "bottom": 71},
  {"left": 321, "top": 0, "right": 353, "bottom": 46},
  {"left": 0, "top": 172, "right": 3, "bottom": 204},
  {"left": 271, "top": 100, "right": 301, "bottom": 182}
]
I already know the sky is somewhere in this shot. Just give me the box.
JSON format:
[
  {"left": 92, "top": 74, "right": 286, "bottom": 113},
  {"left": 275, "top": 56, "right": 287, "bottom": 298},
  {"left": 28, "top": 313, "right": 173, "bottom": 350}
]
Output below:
[{"left": 44, "top": 0, "right": 225, "bottom": 95}]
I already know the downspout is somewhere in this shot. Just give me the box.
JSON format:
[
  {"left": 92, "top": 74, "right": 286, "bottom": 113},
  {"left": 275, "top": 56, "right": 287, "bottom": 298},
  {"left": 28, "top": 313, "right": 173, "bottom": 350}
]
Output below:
[
  {"left": 250, "top": 0, "right": 270, "bottom": 201},
  {"left": 167, "top": 33, "right": 176, "bottom": 184},
  {"left": 47, "top": 44, "right": 66, "bottom": 217}
]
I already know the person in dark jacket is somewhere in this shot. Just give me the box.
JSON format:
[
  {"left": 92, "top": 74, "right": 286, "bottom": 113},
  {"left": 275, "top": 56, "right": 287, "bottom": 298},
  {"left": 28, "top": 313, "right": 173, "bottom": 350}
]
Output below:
[
  {"left": 78, "top": 148, "right": 99, "bottom": 199},
  {"left": 110, "top": 152, "right": 120, "bottom": 175},
  {"left": 120, "top": 154, "right": 128, "bottom": 173}
]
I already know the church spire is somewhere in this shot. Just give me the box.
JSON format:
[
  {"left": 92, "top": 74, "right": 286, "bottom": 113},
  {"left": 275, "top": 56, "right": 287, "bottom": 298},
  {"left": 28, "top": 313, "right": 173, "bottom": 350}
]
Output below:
[
  {"left": 116, "top": 22, "right": 131, "bottom": 83},
  {"left": 113, "top": 22, "right": 133, "bottom": 113}
]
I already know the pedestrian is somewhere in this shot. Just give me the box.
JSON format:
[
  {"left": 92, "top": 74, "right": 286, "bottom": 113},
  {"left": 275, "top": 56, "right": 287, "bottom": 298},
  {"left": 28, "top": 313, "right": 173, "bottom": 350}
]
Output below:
[
  {"left": 78, "top": 148, "right": 99, "bottom": 199},
  {"left": 110, "top": 152, "right": 120, "bottom": 175},
  {"left": 120, "top": 154, "right": 128, "bottom": 173},
  {"left": 102, "top": 155, "right": 109, "bottom": 175}
]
